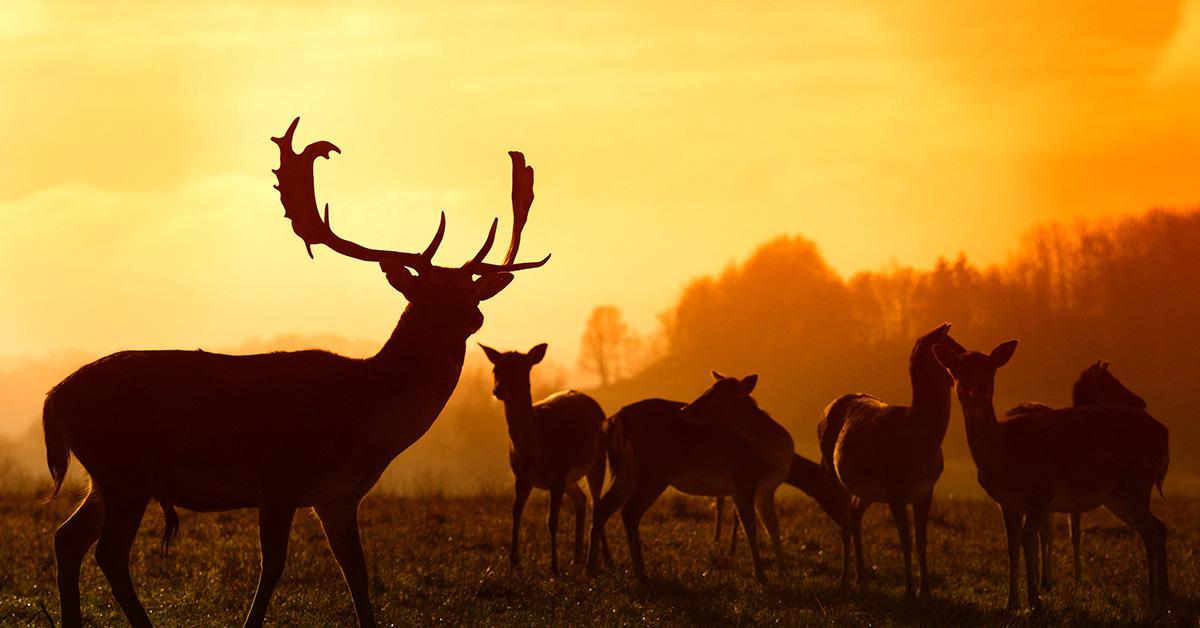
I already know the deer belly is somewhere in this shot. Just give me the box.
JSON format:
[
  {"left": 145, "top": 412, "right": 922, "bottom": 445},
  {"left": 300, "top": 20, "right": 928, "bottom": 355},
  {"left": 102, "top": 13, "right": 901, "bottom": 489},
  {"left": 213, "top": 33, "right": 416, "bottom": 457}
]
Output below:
[
  {"left": 1049, "top": 488, "right": 1110, "bottom": 513},
  {"left": 672, "top": 471, "right": 733, "bottom": 497}
]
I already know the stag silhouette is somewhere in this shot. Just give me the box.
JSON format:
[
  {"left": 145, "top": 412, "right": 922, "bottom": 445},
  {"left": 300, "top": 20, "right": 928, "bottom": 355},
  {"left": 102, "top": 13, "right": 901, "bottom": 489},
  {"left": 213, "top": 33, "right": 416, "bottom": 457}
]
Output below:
[{"left": 42, "top": 118, "right": 549, "bottom": 628}]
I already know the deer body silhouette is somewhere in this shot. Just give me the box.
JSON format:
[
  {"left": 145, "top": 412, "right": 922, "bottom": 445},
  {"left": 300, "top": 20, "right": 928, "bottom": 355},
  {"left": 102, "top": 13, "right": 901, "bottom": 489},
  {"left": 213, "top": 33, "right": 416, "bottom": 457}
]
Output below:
[
  {"left": 480, "top": 343, "right": 610, "bottom": 575},
  {"left": 42, "top": 118, "right": 548, "bottom": 628},
  {"left": 1008, "top": 361, "right": 1149, "bottom": 589},
  {"left": 589, "top": 373, "right": 794, "bottom": 583},
  {"left": 934, "top": 341, "right": 1169, "bottom": 612},
  {"left": 817, "top": 323, "right": 965, "bottom": 599}
]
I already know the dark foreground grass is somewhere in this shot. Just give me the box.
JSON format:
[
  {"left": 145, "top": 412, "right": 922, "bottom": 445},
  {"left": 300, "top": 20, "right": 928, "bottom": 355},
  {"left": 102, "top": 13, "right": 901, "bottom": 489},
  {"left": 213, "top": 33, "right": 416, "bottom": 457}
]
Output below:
[{"left": 1, "top": 490, "right": 1196, "bottom": 626}]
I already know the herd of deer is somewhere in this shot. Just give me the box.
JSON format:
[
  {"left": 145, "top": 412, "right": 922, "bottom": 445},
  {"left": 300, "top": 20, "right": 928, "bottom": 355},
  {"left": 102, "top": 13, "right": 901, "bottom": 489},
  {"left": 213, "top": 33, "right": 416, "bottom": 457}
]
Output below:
[{"left": 38, "top": 121, "right": 1171, "bottom": 627}]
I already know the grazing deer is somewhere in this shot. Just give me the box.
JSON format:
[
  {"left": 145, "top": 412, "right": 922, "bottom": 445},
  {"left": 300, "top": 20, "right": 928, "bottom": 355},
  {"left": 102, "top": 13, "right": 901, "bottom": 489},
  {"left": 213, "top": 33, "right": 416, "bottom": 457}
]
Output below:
[
  {"left": 1009, "top": 361, "right": 1148, "bottom": 589},
  {"left": 817, "top": 323, "right": 965, "bottom": 599},
  {"left": 587, "top": 372, "right": 794, "bottom": 583},
  {"left": 716, "top": 453, "right": 848, "bottom": 556},
  {"left": 42, "top": 118, "right": 549, "bottom": 628},
  {"left": 933, "top": 341, "right": 1169, "bottom": 612},
  {"left": 479, "top": 343, "right": 610, "bottom": 575}
]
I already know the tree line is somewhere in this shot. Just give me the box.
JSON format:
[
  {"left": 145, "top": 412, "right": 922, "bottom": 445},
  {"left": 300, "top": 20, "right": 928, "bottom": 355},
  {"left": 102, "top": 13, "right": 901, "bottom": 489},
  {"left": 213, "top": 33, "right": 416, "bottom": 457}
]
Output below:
[{"left": 588, "top": 207, "right": 1200, "bottom": 484}]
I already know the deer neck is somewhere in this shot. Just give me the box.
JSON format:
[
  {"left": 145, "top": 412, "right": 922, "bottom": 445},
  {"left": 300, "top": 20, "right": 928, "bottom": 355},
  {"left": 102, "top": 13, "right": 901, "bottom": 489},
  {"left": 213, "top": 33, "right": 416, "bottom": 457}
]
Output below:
[
  {"left": 361, "top": 304, "right": 470, "bottom": 456},
  {"left": 501, "top": 392, "right": 539, "bottom": 452},
  {"left": 909, "top": 371, "right": 952, "bottom": 445},
  {"left": 371, "top": 304, "right": 471, "bottom": 367},
  {"left": 958, "top": 396, "right": 1004, "bottom": 470}
]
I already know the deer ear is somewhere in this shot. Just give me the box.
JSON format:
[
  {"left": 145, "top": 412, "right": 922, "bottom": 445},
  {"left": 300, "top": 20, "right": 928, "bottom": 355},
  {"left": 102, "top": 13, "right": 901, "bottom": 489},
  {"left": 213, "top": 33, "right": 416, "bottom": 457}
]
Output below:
[
  {"left": 710, "top": 370, "right": 725, "bottom": 381},
  {"left": 932, "top": 344, "right": 960, "bottom": 372},
  {"left": 479, "top": 344, "right": 502, "bottom": 364},
  {"left": 527, "top": 343, "right": 548, "bottom": 364},
  {"left": 990, "top": 340, "right": 1019, "bottom": 368},
  {"left": 739, "top": 374, "right": 758, "bottom": 395},
  {"left": 474, "top": 273, "right": 514, "bottom": 301},
  {"left": 382, "top": 262, "right": 418, "bottom": 296}
]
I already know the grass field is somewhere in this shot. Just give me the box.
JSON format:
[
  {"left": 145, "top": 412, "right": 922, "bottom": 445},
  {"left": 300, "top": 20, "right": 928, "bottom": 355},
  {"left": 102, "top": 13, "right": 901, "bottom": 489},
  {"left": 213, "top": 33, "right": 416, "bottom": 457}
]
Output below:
[{"left": 1, "top": 489, "right": 1196, "bottom": 626}]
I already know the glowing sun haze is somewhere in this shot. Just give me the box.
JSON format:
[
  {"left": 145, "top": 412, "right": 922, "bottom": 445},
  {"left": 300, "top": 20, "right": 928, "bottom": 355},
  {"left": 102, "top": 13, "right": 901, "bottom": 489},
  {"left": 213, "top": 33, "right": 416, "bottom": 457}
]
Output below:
[{"left": 2, "top": 1, "right": 1198, "bottom": 367}]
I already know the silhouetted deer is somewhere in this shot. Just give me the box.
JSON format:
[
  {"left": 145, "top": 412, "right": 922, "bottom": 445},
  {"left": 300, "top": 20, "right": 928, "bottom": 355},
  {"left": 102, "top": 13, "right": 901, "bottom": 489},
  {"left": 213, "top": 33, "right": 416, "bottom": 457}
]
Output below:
[
  {"left": 41, "top": 118, "right": 549, "bottom": 628},
  {"left": 715, "top": 453, "right": 848, "bottom": 557},
  {"left": 934, "top": 341, "right": 1169, "bottom": 612},
  {"left": 479, "top": 343, "right": 610, "bottom": 575},
  {"left": 588, "top": 372, "right": 793, "bottom": 583},
  {"left": 818, "top": 323, "right": 965, "bottom": 599},
  {"left": 1007, "top": 360, "right": 1148, "bottom": 589}
]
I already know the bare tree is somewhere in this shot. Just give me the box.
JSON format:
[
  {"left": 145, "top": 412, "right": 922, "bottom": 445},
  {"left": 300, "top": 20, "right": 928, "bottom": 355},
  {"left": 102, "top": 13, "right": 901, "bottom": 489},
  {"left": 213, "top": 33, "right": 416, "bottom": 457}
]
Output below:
[{"left": 578, "top": 305, "right": 635, "bottom": 386}]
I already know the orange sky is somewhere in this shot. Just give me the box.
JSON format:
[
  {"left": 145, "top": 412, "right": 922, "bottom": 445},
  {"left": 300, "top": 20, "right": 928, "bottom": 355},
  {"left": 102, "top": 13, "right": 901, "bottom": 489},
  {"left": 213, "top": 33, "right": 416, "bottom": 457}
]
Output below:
[{"left": 2, "top": 0, "right": 1199, "bottom": 371}]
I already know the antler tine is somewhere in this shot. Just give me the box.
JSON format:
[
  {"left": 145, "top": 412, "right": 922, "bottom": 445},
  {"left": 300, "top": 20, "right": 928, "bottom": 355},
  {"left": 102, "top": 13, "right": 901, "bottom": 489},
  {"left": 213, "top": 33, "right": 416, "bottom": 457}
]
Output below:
[
  {"left": 462, "top": 218, "right": 499, "bottom": 269},
  {"left": 422, "top": 211, "right": 447, "bottom": 260},
  {"left": 272, "top": 117, "right": 430, "bottom": 268}
]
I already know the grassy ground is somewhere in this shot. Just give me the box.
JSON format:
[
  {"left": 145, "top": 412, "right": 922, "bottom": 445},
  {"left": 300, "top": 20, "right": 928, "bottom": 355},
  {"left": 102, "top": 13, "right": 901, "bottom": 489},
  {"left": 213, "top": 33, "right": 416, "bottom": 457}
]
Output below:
[{"left": 1, "top": 489, "right": 1196, "bottom": 627}]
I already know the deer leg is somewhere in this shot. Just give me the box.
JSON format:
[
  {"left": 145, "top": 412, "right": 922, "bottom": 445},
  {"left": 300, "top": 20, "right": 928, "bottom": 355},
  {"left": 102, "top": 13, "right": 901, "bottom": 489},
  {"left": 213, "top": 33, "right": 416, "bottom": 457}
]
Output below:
[
  {"left": 584, "top": 448, "right": 613, "bottom": 568},
  {"left": 1001, "top": 506, "right": 1022, "bottom": 612},
  {"left": 242, "top": 506, "right": 296, "bottom": 628},
  {"left": 733, "top": 487, "right": 767, "bottom": 584},
  {"left": 839, "top": 497, "right": 853, "bottom": 590},
  {"left": 620, "top": 480, "right": 668, "bottom": 584},
  {"left": 756, "top": 485, "right": 786, "bottom": 572},
  {"left": 315, "top": 500, "right": 377, "bottom": 628},
  {"left": 714, "top": 496, "right": 725, "bottom": 546},
  {"left": 94, "top": 491, "right": 151, "bottom": 628},
  {"left": 589, "top": 467, "right": 634, "bottom": 573},
  {"left": 1069, "top": 512, "right": 1082, "bottom": 582},
  {"left": 888, "top": 501, "right": 915, "bottom": 600},
  {"left": 1039, "top": 517, "right": 1054, "bottom": 591},
  {"left": 566, "top": 482, "right": 587, "bottom": 564},
  {"left": 510, "top": 477, "right": 532, "bottom": 569},
  {"left": 1021, "top": 508, "right": 1049, "bottom": 613},
  {"left": 913, "top": 492, "right": 932, "bottom": 599},
  {"left": 55, "top": 490, "right": 103, "bottom": 628},
  {"left": 1108, "top": 493, "right": 1169, "bottom": 606},
  {"left": 852, "top": 498, "right": 869, "bottom": 585},
  {"left": 729, "top": 499, "right": 741, "bottom": 555},
  {"left": 548, "top": 480, "right": 568, "bottom": 576}
]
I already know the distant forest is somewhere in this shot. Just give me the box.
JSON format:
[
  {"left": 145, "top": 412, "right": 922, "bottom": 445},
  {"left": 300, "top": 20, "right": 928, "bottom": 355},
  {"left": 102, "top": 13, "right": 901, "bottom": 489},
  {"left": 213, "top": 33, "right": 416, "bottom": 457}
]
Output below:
[
  {"left": 594, "top": 207, "right": 1200, "bottom": 490},
  {"left": 3, "top": 207, "right": 1197, "bottom": 496}
]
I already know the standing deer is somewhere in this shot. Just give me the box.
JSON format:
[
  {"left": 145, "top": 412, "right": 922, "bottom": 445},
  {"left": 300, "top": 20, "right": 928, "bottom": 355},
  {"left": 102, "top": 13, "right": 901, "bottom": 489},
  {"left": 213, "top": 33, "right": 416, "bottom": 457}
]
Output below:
[
  {"left": 1008, "top": 361, "right": 1148, "bottom": 589},
  {"left": 933, "top": 341, "right": 1169, "bottom": 612},
  {"left": 588, "top": 372, "right": 794, "bottom": 583},
  {"left": 42, "top": 118, "right": 549, "bottom": 628},
  {"left": 817, "top": 323, "right": 966, "bottom": 599},
  {"left": 479, "top": 343, "right": 610, "bottom": 575}
]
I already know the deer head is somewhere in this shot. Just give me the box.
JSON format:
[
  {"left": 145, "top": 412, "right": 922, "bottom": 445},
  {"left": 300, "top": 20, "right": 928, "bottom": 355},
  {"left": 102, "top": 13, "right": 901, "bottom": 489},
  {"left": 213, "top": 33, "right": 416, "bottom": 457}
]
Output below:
[
  {"left": 1074, "top": 360, "right": 1146, "bottom": 410},
  {"left": 271, "top": 118, "right": 549, "bottom": 336},
  {"left": 911, "top": 323, "right": 966, "bottom": 385},
  {"left": 681, "top": 371, "right": 761, "bottom": 423},
  {"left": 480, "top": 343, "right": 547, "bottom": 401},
  {"left": 933, "top": 339, "right": 1018, "bottom": 404}
]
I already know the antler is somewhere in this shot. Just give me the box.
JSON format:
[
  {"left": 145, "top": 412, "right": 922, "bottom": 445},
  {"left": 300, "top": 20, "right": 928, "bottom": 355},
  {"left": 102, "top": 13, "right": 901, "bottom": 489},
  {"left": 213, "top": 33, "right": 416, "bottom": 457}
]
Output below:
[
  {"left": 272, "top": 118, "right": 547, "bottom": 275},
  {"left": 461, "top": 151, "right": 550, "bottom": 274}
]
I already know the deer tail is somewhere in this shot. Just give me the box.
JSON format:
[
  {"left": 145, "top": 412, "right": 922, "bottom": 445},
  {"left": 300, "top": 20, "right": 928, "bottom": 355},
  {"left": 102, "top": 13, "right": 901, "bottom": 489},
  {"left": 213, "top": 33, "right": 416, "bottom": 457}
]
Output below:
[
  {"left": 160, "top": 502, "right": 180, "bottom": 555},
  {"left": 1157, "top": 448, "right": 1168, "bottom": 501},
  {"left": 42, "top": 393, "right": 70, "bottom": 502}
]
